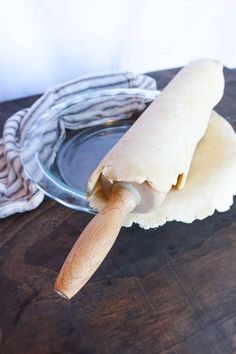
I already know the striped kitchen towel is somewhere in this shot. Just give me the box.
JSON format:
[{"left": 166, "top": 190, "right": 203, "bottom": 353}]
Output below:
[{"left": 0, "top": 71, "right": 159, "bottom": 218}]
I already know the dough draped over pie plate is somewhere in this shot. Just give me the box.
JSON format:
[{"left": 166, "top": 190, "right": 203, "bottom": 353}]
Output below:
[{"left": 86, "top": 59, "right": 236, "bottom": 229}]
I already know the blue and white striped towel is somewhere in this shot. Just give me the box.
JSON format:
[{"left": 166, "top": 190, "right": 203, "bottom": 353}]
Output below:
[{"left": 0, "top": 71, "right": 158, "bottom": 218}]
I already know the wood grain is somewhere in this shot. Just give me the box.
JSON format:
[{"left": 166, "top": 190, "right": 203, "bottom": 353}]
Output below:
[{"left": 0, "top": 68, "right": 236, "bottom": 354}]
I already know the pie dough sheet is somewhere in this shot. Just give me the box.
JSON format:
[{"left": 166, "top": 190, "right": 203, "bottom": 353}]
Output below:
[
  {"left": 87, "top": 60, "right": 224, "bottom": 216},
  {"left": 124, "top": 111, "right": 236, "bottom": 228}
]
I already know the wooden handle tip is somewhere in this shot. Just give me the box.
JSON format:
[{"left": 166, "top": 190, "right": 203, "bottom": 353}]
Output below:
[{"left": 54, "top": 286, "right": 70, "bottom": 300}]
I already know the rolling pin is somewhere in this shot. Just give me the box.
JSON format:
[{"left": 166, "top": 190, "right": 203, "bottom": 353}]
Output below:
[
  {"left": 55, "top": 181, "right": 165, "bottom": 299},
  {"left": 55, "top": 59, "right": 224, "bottom": 299}
]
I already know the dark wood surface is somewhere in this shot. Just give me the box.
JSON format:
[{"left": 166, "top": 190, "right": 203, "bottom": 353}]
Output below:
[{"left": 1, "top": 68, "right": 236, "bottom": 354}]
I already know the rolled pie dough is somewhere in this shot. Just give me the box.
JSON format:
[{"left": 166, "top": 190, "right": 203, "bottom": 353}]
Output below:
[{"left": 87, "top": 60, "right": 236, "bottom": 229}]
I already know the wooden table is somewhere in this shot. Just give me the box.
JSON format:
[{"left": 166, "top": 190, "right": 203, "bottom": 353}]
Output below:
[{"left": 1, "top": 68, "right": 236, "bottom": 354}]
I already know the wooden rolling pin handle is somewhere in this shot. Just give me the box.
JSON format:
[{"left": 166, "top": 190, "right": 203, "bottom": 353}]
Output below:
[{"left": 54, "top": 185, "right": 139, "bottom": 299}]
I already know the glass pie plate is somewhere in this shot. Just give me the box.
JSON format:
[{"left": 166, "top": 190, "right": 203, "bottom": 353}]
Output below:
[
  {"left": 43, "top": 120, "right": 131, "bottom": 214},
  {"left": 21, "top": 88, "right": 157, "bottom": 214}
]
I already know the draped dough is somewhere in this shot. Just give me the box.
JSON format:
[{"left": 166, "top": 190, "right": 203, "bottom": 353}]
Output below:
[
  {"left": 87, "top": 60, "right": 224, "bottom": 202},
  {"left": 86, "top": 60, "right": 236, "bottom": 229}
]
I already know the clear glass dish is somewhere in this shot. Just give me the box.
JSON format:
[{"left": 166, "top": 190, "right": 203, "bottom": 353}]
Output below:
[
  {"left": 21, "top": 88, "right": 158, "bottom": 213},
  {"left": 39, "top": 120, "right": 131, "bottom": 214}
]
